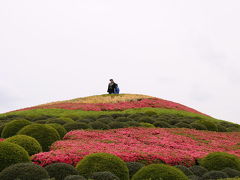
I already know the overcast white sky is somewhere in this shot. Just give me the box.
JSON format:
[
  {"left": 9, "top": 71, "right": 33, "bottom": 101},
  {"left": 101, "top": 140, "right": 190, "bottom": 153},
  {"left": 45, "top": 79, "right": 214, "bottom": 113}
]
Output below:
[{"left": 0, "top": 1, "right": 240, "bottom": 124}]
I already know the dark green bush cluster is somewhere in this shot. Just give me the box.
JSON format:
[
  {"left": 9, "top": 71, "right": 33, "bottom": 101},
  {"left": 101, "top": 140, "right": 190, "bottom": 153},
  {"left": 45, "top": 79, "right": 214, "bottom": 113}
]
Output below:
[
  {"left": 131, "top": 164, "right": 188, "bottom": 180},
  {"left": 199, "top": 152, "right": 240, "bottom": 171},
  {"left": 64, "top": 175, "right": 86, "bottom": 180},
  {"left": 47, "top": 123, "right": 67, "bottom": 138},
  {"left": 5, "top": 135, "right": 42, "bottom": 156},
  {"left": 1, "top": 119, "right": 31, "bottom": 138},
  {"left": 89, "top": 171, "right": 120, "bottom": 180},
  {"left": 63, "top": 122, "right": 91, "bottom": 132},
  {"left": 0, "top": 141, "right": 30, "bottom": 171},
  {"left": 45, "top": 163, "right": 79, "bottom": 180},
  {"left": 18, "top": 124, "right": 60, "bottom": 151},
  {"left": 126, "top": 162, "right": 145, "bottom": 178},
  {"left": 0, "top": 163, "right": 49, "bottom": 180},
  {"left": 76, "top": 153, "right": 129, "bottom": 180}
]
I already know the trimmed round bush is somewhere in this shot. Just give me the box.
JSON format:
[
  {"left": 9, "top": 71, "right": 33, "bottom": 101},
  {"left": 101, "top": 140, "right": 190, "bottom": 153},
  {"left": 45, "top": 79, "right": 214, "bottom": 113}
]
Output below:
[
  {"left": 62, "top": 114, "right": 81, "bottom": 121},
  {"left": 0, "top": 141, "right": 30, "bottom": 171},
  {"left": 18, "top": 124, "right": 60, "bottom": 151},
  {"left": 0, "top": 125, "right": 5, "bottom": 136},
  {"left": 187, "top": 175, "right": 201, "bottom": 180},
  {"left": 47, "top": 117, "right": 75, "bottom": 125},
  {"left": 111, "top": 114, "right": 125, "bottom": 119},
  {"left": 64, "top": 175, "right": 86, "bottom": 180},
  {"left": 97, "top": 117, "right": 113, "bottom": 124},
  {"left": 202, "top": 170, "right": 228, "bottom": 179},
  {"left": 217, "top": 124, "right": 228, "bottom": 132},
  {"left": 153, "top": 121, "right": 171, "bottom": 128},
  {"left": 189, "top": 165, "right": 208, "bottom": 177},
  {"left": 0, "top": 162, "right": 49, "bottom": 180},
  {"left": 175, "top": 122, "right": 192, "bottom": 129},
  {"left": 1, "top": 119, "right": 31, "bottom": 138},
  {"left": 115, "top": 117, "right": 132, "bottom": 123},
  {"left": 89, "top": 121, "right": 110, "bottom": 130},
  {"left": 199, "top": 152, "right": 240, "bottom": 171},
  {"left": 195, "top": 120, "right": 218, "bottom": 131},
  {"left": 139, "top": 122, "right": 155, "bottom": 128},
  {"left": 109, "top": 122, "right": 128, "bottom": 129},
  {"left": 89, "top": 171, "right": 120, "bottom": 180},
  {"left": 138, "top": 117, "right": 155, "bottom": 124},
  {"left": 222, "top": 167, "right": 240, "bottom": 178},
  {"left": 126, "top": 162, "right": 145, "bottom": 178},
  {"left": 76, "top": 153, "right": 129, "bottom": 180},
  {"left": 47, "top": 123, "right": 67, "bottom": 138},
  {"left": 45, "top": 163, "right": 79, "bottom": 180},
  {"left": 132, "top": 164, "right": 188, "bottom": 180},
  {"left": 35, "top": 120, "right": 47, "bottom": 124},
  {"left": 126, "top": 121, "right": 140, "bottom": 127},
  {"left": 175, "top": 165, "right": 194, "bottom": 176},
  {"left": 5, "top": 135, "right": 42, "bottom": 156},
  {"left": 64, "top": 122, "right": 91, "bottom": 132},
  {"left": 191, "top": 122, "right": 207, "bottom": 130},
  {"left": 144, "top": 111, "right": 158, "bottom": 116}
]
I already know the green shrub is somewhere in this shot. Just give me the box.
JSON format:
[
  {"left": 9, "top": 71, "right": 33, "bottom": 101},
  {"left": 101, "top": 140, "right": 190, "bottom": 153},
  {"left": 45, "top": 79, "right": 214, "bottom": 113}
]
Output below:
[
  {"left": 199, "top": 152, "right": 240, "bottom": 171},
  {"left": 126, "top": 162, "right": 145, "bottom": 178},
  {"left": 47, "top": 123, "right": 67, "bottom": 138},
  {"left": 138, "top": 117, "right": 155, "bottom": 124},
  {"left": 144, "top": 111, "right": 158, "bottom": 116},
  {"left": 89, "top": 171, "right": 120, "bottom": 180},
  {"left": 27, "top": 114, "right": 55, "bottom": 121},
  {"left": 131, "top": 164, "right": 188, "bottom": 180},
  {"left": 89, "top": 121, "right": 110, "bottom": 130},
  {"left": 175, "top": 122, "right": 192, "bottom": 129},
  {"left": 62, "top": 114, "right": 81, "bottom": 121},
  {"left": 217, "top": 124, "right": 228, "bottom": 132},
  {"left": 187, "top": 175, "right": 201, "bottom": 180},
  {"left": 77, "top": 118, "right": 94, "bottom": 123},
  {"left": 195, "top": 120, "right": 218, "bottom": 131},
  {"left": 76, "top": 153, "right": 129, "bottom": 180},
  {"left": 109, "top": 122, "right": 128, "bottom": 129},
  {"left": 96, "top": 118, "right": 113, "bottom": 124},
  {"left": 0, "top": 162, "right": 49, "bottom": 180},
  {"left": 228, "top": 127, "right": 240, "bottom": 132},
  {"left": 139, "top": 122, "right": 155, "bottom": 128},
  {"left": 1, "top": 119, "right": 31, "bottom": 138},
  {"left": 111, "top": 114, "right": 125, "bottom": 119},
  {"left": 202, "top": 170, "right": 228, "bottom": 179},
  {"left": 126, "top": 121, "right": 140, "bottom": 127},
  {"left": 191, "top": 122, "right": 207, "bottom": 130},
  {"left": 115, "top": 117, "right": 132, "bottom": 123},
  {"left": 153, "top": 121, "right": 171, "bottom": 128},
  {"left": 45, "top": 163, "right": 79, "bottom": 180},
  {"left": 63, "top": 122, "right": 90, "bottom": 132},
  {"left": 18, "top": 124, "right": 60, "bottom": 151},
  {"left": 0, "top": 141, "right": 30, "bottom": 171},
  {"left": 5, "top": 135, "right": 42, "bottom": 156},
  {"left": 35, "top": 120, "right": 47, "bottom": 124},
  {"left": 47, "top": 117, "right": 75, "bottom": 125},
  {"left": 175, "top": 165, "right": 194, "bottom": 176},
  {"left": 222, "top": 168, "right": 240, "bottom": 178},
  {"left": 0, "top": 125, "right": 5, "bottom": 136},
  {"left": 64, "top": 175, "right": 86, "bottom": 180},
  {"left": 189, "top": 165, "right": 208, "bottom": 177}
]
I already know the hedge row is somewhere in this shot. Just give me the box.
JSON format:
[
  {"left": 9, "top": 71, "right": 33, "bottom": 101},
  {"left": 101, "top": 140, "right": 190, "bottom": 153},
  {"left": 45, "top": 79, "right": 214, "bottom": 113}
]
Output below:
[{"left": 0, "top": 151, "right": 240, "bottom": 179}]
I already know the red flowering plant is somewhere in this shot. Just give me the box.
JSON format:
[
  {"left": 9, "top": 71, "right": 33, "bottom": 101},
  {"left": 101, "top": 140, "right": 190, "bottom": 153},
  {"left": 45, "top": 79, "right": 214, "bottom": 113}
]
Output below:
[
  {"left": 18, "top": 98, "right": 207, "bottom": 116},
  {"left": 31, "top": 127, "right": 240, "bottom": 167},
  {"left": 0, "top": 138, "right": 4, "bottom": 142}
]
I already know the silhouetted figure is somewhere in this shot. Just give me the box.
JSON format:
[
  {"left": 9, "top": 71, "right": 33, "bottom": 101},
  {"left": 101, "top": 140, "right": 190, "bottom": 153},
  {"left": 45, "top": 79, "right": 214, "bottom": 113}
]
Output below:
[{"left": 107, "top": 79, "right": 119, "bottom": 94}]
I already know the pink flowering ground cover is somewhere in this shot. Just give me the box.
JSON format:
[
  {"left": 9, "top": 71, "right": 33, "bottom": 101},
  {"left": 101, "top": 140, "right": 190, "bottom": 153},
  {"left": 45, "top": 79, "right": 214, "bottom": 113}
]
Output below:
[
  {"left": 32, "top": 127, "right": 240, "bottom": 167},
  {"left": 17, "top": 98, "right": 207, "bottom": 116}
]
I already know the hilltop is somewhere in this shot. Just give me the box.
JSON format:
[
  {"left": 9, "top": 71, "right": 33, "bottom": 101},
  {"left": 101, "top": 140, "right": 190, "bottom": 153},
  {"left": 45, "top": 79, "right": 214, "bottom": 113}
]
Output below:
[
  {"left": 1, "top": 94, "right": 239, "bottom": 132},
  {"left": 0, "top": 94, "right": 240, "bottom": 179}
]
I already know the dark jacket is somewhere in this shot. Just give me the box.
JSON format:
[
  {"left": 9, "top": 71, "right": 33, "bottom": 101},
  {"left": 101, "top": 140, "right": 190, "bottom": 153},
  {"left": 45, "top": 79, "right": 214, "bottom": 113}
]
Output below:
[{"left": 107, "top": 82, "right": 117, "bottom": 94}]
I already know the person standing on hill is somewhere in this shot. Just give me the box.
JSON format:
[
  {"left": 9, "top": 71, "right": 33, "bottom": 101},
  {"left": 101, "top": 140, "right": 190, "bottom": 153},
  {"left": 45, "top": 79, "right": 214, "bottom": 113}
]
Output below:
[{"left": 107, "top": 79, "right": 120, "bottom": 94}]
